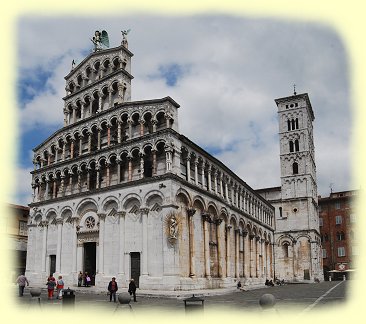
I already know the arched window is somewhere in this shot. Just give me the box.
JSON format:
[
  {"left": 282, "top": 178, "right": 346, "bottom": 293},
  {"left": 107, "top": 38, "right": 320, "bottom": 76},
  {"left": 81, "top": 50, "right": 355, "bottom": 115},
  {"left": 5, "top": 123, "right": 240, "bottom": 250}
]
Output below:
[
  {"left": 287, "top": 120, "right": 291, "bottom": 131},
  {"left": 291, "top": 119, "right": 296, "bottom": 130},
  {"left": 289, "top": 141, "right": 294, "bottom": 152},
  {"left": 292, "top": 162, "right": 299, "bottom": 174},
  {"left": 283, "top": 243, "right": 289, "bottom": 258},
  {"left": 295, "top": 139, "right": 299, "bottom": 151},
  {"left": 295, "top": 118, "right": 299, "bottom": 129}
]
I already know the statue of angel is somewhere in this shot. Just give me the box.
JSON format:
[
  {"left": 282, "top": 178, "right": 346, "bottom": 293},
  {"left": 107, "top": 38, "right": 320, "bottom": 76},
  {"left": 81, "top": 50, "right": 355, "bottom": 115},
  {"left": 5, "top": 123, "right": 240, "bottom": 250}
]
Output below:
[{"left": 121, "top": 29, "right": 131, "bottom": 47}]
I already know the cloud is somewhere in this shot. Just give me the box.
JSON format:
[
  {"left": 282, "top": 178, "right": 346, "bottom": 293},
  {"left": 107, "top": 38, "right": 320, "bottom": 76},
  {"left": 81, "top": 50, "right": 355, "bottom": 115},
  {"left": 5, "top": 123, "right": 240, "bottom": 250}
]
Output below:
[
  {"left": 15, "top": 15, "right": 353, "bottom": 203},
  {"left": 11, "top": 166, "right": 33, "bottom": 206}
]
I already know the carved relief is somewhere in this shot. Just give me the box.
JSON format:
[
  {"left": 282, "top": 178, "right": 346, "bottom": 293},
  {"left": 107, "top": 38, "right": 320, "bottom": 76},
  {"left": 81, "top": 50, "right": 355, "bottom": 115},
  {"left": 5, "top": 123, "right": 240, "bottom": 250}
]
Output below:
[{"left": 164, "top": 211, "right": 181, "bottom": 245}]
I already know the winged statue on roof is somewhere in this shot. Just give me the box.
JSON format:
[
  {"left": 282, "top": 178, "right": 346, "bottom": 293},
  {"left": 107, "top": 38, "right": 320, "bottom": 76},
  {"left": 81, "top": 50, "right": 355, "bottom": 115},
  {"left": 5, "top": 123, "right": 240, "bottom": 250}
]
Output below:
[{"left": 91, "top": 30, "right": 110, "bottom": 52}]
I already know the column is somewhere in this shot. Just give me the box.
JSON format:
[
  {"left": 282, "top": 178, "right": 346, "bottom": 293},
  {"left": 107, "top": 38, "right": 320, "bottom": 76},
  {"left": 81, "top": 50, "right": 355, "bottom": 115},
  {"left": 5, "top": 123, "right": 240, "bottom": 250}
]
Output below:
[
  {"left": 256, "top": 236, "right": 260, "bottom": 278},
  {"left": 69, "top": 172, "right": 73, "bottom": 195},
  {"left": 88, "top": 132, "right": 92, "bottom": 153},
  {"left": 118, "top": 211, "right": 126, "bottom": 275},
  {"left": 98, "top": 96, "right": 102, "bottom": 112},
  {"left": 72, "top": 106, "right": 76, "bottom": 123},
  {"left": 31, "top": 184, "right": 36, "bottom": 202},
  {"left": 55, "top": 218, "right": 63, "bottom": 273},
  {"left": 41, "top": 221, "right": 49, "bottom": 272},
  {"left": 152, "top": 150, "right": 157, "bottom": 175},
  {"left": 79, "top": 136, "right": 83, "bottom": 156},
  {"left": 235, "top": 229, "right": 240, "bottom": 278},
  {"left": 141, "top": 208, "right": 149, "bottom": 276},
  {"left": 225, "top": 181, "right": 229, "bottom": 201},
  {"left": 226, "top": 225, "right": 231, "bottom": 277},
  {"left": 152, "top": 119, "right": 157, "bottom": 132},
  {"left": 117, "top": 159, "right": 121, "bottom": 183},
  {"left": 220, "top": 176, "right": 224, "bottom": 198},
  {"left": 106, "top": 163, "right": 110, "bottom": 186},
  {"left": 60, "top": 176, "right": 65, "bottom": 197},
  {"left": 70, "top": 140, "right": 74, "bottom": 159},
  {"left": 128, "top": 157, "right": 132, "bottom": 181},
  {"left": 261, "top": 239, "right": 265, "bottom": 278},
  {"left": 107, "top": 126, "right": 111, "bottom": 146},
  {"left": 243, "top": 231, "right": 248, "bottom": 278},
  {"left": 44, "top": 179, "right": 49, "bottom": 200},
  {"left": 97, "top": 129, "right": 101, "bottom": 150},
  {"left": 108, "top": 87, "right": 112, "bottom": 107},
  {"left": 202, "top": 214, "right": 211, "bottom": 278},
  {"left": 62, "top": 142, "right": 66, "bottom": 161},
  {"left": 89, "top": 100, "right": 93, "bottom": 116},
  {"left": 214, "top": 171, "right": 218, "bottom": 194},
  {"left": 139, "top": 154, "right": 144, "bottom": 179},
  {"left": 207, "top": 165, "right": 212, "bottom": 191},
  {"left": 96, "top": 167, "right": 100, "bottom": 189},
  {"left": 216, "top": 219, "right": 223, "bottom": 277},
  {"left": 194, "top": 160, "right": 199, "bottom": 185},
  {"left": 81, "top": 101, "right": 86, "bottom": 118},
  {"left": 117, "top": 122, "right": 122, "bottom": 144},
  {"left": 201, "top": 163, "right": 205, "bottom": 188},
  {"left": 187, "top": 208, "right": 196, "bottom": 277},
  {"left": 249, "top": 234, "right": 254, "bottom": 277},
  {"left": 128, "top": 119, "right": 133, "bottom": 139},
  {"left": 72, "top": 217, "right": 78, "bottom": 273},
  {"left": 87, "top": 168, "right": 91, "bottom": 189},
  {"left": 139, "top": 119, "right": 145, "bottom": 136},
  {"left": 186, "top": 156, "right": 191, "bottom": 182},
  {"left": 98, "top": 213, "right": 106, "bottom": 274},
  {"left": 165, "top": 115, "right": 171, "bottom": 128}
]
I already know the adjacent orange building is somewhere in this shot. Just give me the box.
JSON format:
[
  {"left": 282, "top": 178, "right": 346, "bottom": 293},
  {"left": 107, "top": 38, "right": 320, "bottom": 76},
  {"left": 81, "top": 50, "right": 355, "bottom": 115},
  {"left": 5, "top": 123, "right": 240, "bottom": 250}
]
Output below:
[
  {"left": 7, "top": 204, "right": 29, "bottom": 278},
  {"left": 318, "top": 190, "right": 357, "bottom": 280}
]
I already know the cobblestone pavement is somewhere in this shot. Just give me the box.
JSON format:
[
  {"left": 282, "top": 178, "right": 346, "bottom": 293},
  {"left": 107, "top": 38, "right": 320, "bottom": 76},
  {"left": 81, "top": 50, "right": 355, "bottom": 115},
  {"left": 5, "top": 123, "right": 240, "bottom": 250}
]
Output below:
[{"left": 13, "top": 280, "right": 350, "bottom": 315}]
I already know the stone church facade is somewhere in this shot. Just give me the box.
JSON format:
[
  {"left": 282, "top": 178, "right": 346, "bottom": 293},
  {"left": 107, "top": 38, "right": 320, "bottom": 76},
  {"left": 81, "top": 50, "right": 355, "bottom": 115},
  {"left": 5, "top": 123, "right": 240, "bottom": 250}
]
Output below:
[{"left": 25, "top": 32, "right": 321, "bottom": 290}]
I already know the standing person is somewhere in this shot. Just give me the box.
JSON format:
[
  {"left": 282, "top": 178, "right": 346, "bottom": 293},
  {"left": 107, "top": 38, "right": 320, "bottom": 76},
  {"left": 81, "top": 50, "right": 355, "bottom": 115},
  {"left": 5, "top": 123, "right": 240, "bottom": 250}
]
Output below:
[
  {"left": 82, "top": 272, "right": 86, "bottom": 287},
  {"left": 85, "top": 273, "right": 91, "bottom": 287},
  {"left": 15, "top": 273, "right": 29, "bottom": 297},
  {"left": 46, "top": 276, "right": 56, "bottom": 300},
  {"left": 128, "top": 279, "right": 137, "bottom": 302},
  {"left": 78, "top": 271, "right": 83, "bottom": 287},
  {"left": 107, "top": 277, "right": 118, "bottom": 302},
  {"left": 56, "top": 276, "right": 64, "bottom": 299}
]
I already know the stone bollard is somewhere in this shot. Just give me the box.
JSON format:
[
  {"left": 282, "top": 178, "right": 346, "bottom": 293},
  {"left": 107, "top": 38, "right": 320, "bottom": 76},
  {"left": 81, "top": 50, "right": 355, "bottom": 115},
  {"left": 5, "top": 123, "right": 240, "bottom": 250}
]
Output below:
[
  {"left": 29, "top": 288, "right": 42, "bottom": 308},
  {"left": 115, "top": 292, "right": 133, "bottom": 313},
  {"left": 259, "top": 293, "right": 278, "bottom": 314}
]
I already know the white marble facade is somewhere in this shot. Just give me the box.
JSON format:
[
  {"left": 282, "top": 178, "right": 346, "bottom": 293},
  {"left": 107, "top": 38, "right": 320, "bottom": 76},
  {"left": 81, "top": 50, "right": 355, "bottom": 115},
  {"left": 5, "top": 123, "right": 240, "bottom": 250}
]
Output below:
[{"left": 26, "top": 34, "right": 275, "bottom": 290}]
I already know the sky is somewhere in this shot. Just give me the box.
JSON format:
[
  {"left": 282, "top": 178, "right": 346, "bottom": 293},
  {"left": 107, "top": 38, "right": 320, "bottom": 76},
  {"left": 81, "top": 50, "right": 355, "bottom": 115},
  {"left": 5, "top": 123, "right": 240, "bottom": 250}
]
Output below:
[{"left": 13, "top": 14, "right": 353, "bottom": 205}]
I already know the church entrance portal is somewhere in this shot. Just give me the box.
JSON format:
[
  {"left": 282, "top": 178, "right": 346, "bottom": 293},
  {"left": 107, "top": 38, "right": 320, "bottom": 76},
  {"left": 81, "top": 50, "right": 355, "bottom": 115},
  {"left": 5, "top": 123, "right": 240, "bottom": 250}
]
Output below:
[
  {"left": 130, "top": 252, "right": 140, "bottom": 288},
  {"left": 84, "top": 242, "right": 96, "bottom": 286}
]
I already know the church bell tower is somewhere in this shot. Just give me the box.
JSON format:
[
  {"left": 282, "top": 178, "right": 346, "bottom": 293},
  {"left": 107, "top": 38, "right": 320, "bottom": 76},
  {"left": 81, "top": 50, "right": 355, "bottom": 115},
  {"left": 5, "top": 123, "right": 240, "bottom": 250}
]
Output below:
[{"left": 274, "top": 91, "right": 323, "bottom": 281}]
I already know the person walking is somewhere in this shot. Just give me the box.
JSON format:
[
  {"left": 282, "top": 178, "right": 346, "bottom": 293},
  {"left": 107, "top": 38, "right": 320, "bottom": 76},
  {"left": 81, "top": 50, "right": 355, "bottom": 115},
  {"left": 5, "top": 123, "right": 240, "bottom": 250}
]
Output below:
[
  {"left": 46, "top": 275, "right": 56, "bottom": 300},
  {"left": 107, "top": 277, "right": 118, "bottom": 302},
  {"left": 128, "top": 278, "right": 137, "bottom": 302},
  {"left": 15, "top": 273, "right": 29, "bottom": 297},
  {"left": 56, "top": 275, "right": 64, "bottom": 299}
]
